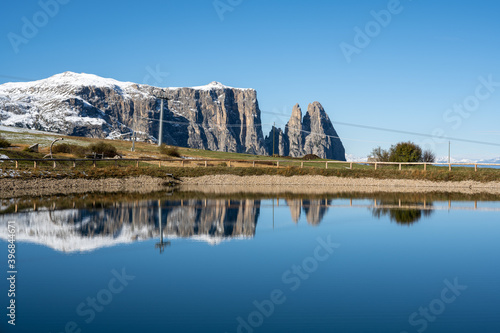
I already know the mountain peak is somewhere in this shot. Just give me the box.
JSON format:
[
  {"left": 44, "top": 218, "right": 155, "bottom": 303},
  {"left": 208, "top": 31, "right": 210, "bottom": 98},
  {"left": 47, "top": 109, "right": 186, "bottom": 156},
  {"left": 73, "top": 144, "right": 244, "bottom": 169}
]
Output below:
[{"left": 189, "top": 81, "right": 252, "bottom": 91}]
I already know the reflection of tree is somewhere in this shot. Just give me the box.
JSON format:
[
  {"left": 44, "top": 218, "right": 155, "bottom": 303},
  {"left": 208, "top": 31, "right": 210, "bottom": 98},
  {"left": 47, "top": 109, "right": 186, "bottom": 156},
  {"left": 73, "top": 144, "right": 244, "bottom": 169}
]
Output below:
[{"left": 371, "top": 201, "right": 434, "bottom": 225}]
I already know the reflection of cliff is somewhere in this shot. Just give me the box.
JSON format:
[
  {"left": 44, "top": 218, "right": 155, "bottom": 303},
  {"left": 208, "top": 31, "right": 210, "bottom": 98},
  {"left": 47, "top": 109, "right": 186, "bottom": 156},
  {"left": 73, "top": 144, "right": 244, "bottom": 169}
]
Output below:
[
  {"left": 285, "top": 199, "right": 331, "bottom": 225},
  {"left": 165, "top": 199, "right": 259, "bottom": 238},
  {"left": 302, "top": 199, "right": 331, "bottom": 226},
  {"left": 0, "top": 199, "right": 260, "bottom": 252},
  {"left": 286, "top": 200, "right": 302, "bottom": 223}
]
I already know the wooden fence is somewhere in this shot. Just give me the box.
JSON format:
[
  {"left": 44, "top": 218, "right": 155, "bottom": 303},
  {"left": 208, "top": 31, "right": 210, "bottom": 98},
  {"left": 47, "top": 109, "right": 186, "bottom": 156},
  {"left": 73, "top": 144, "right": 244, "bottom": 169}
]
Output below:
[{"left": 1, "top": 157, "right": 499, "bottom": 172}]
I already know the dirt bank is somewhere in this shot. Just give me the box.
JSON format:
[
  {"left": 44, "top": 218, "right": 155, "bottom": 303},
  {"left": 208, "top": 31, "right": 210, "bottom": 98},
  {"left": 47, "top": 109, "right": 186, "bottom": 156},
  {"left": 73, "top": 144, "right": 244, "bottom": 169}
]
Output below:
[
  {"left": 2, "top": 175, "right": 500, "bottom": 198},
  {"left": 179, "top": 175, "right": 500, "bottom": 195},
  {"left": 0, "top": 176, "right": 173, "bottom": 198}
]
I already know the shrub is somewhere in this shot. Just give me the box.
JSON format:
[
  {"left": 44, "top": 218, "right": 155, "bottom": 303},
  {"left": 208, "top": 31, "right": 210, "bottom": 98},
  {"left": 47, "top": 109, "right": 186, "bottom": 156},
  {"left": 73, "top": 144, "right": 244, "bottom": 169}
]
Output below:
[
  {"left": 0, "top": 136, "right": 11, "bottom": 148},
  {"left": 88, "top": 142, "right": 118, "bottom": 158},
  {"left": 371, "top": 143, "right": 436, "bottom": 163},
  {"left": 159, "top": 144, "right": 181, "bottom": 158},
  {"left": 52, "top": 143, "right": 73, "bottom": 154},
  {"left": 302, "top": 154, "right": 320, "bottom": 160},
  {"left": 422, "top": 149, "right": 436, "bottom": 163},
  {"left": 369, "top": 147, "right": 390, "bottom": 162},
  {"left": 52, "top": 143, "right": 89, "bottom": 157},
  {"left": 389, "top": 142, "right": 422, "bottom": 163}
]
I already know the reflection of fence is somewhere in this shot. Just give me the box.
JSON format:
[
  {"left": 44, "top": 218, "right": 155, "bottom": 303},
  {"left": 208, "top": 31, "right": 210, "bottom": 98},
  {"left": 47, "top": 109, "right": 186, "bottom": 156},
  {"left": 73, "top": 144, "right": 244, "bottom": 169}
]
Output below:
[{"left": 1, "top": 157, "right": 500, "bottom": 172}]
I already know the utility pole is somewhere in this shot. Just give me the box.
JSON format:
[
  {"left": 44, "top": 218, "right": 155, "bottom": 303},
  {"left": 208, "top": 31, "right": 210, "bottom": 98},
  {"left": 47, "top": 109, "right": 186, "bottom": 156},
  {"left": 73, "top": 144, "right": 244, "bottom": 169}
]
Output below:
[
  {"left": 131, "top": 112, "right": 137, "bottom": 152},
  {"left": 272, "top": 122, "right": 275, "bottom": 157},
  {"left": 448, "top": 141, "right": 451, "bottom": 164},
  {"left": 155, "top": 199, "right": 171, "bottom": 254},
  {"left": 154, "top": 93, "right": 169, "bottom": 147}
]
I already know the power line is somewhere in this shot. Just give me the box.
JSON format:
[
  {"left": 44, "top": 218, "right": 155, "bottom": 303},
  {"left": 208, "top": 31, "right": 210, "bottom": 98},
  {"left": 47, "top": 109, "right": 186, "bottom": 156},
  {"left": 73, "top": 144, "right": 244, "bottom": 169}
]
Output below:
[
  {"left": 260, "top": 110, "right": 500, "bottom": 147},
  {"left": 331, "top": 121, "right": 500, "bottom": 147},
  {"left": 137, "top": 116, "right": 390, "bottom": 144}
]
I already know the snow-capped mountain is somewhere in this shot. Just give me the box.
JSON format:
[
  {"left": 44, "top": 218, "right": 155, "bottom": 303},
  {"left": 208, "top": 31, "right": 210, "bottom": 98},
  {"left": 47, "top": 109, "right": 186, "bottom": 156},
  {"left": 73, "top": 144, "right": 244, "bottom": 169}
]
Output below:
[
  {"left": 0, "top": 71, "right": 267, "bottom": 154},
  {"left": 0, "top": 72, "right": 346, "bottom": 159},
  {"left": 345, "top": 154, "right": 368, "bottom": 162}
]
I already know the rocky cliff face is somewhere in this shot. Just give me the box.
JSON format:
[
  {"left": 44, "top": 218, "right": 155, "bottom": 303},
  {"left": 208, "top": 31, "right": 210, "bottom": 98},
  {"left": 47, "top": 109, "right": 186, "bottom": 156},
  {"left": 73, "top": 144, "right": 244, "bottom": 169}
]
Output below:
[
  {"left": 0, "top": 72, "right": 345, "bottom": 159},
  {"left": 266, "top": 102, "right": 346, "bottom": 161},
  {"left": 302, "top": 102, "right": 345, "bottom": 160},
  {"left": 285, "top": 104, "right": 305, "bottom": 157},
  {"left": 0, "top": 72, "right": 266, "bottom": 154}
]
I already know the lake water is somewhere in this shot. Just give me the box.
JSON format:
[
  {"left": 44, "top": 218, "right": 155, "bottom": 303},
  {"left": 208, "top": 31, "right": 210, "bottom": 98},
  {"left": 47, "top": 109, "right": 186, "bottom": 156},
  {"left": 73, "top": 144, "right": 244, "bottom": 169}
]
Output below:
[{"left": 1, "top": 190, "right": 499, "bottom": 333}]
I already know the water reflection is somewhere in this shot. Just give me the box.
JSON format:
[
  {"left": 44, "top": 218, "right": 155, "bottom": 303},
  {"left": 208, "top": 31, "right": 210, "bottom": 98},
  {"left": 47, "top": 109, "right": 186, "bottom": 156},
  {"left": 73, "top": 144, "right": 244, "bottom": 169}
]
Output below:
[
  {"left": 371, "top": 200, "right": 434, "bottom": 225},
  {"left": 1, "top": 191, "right": 499, "bottom": 252}
]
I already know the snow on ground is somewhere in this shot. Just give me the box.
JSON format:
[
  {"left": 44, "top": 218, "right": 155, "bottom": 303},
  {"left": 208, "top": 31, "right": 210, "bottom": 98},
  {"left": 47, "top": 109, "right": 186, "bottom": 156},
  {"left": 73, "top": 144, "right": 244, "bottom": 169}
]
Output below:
[
  {"left": 0, "top": 125, "right": 59, "bottom": 135},
  {"left": 168, "top": 81, "right": 253, "bottom": 91}
]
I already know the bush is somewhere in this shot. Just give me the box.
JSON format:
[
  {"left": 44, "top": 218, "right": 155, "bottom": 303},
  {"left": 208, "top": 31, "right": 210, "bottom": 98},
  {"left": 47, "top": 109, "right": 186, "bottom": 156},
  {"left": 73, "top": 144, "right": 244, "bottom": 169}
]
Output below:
[
  {"left": 52, "top": 143, "right": 89, "bottom": 157},
  {"left": 52, "top": 143, "right": 72, "bottom": 154},
  {"left": 389, "top": 142, "right": 422, "bottom": 163},
  {"left": 370, "top": 147, "right": 390, "bottom": 162},
  {"left": 0, "top": 136, "right": 11, "bottom": 148},
  {"left": 422, "top": 149, "right": 436, "bottom": 163},
  {"left": 370, "top": 142, "right": 436, "bottom": 163},
  {"left": 302, "top": 154, "right": 320, "bottom": 160},
  {"left": 89, "top": 142, "right": 118, "bottom": 158},
  {"left": 159, "top": 144, "right": 181, "bottom": 158}
]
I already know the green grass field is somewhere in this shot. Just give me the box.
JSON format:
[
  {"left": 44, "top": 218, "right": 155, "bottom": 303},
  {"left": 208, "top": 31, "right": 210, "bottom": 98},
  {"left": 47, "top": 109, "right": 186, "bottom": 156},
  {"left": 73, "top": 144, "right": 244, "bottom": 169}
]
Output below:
[{"left": 1, "top": 127, "right": 499, "bottom": 182}]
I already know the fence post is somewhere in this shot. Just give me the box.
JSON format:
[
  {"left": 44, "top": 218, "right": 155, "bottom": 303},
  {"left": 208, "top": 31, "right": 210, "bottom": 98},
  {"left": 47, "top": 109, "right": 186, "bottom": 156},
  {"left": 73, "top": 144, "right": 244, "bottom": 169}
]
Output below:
[
  {"left": 228, "top": 161, "right": 231, "bottom": 167},
  {"left": 350, "top": 162, "right": 352, "bottom": 170},
  {"left": 399, "top": 163, "right": 401, "bottom": 171},
  {"left": 205, "top": 161, "right": 207, "bottom": 167},
  {"left": 252, "top": 161, "right": 255, "bottom": 167},
  {"left": 15, "top": 160, "right": 18, "bottom": 169},
  {"left": 374, "top": 163, "right": 377, "bottom": 170},
  {"left": 277, "top": 161, "right": 279, "bottom": 168},
  {"left": 136, "top": 160, "right": 139, "bottom": 168},
  {"left": 93, "top": 160, "right": 97, "bottom": 168},
  {"left": 474, "top": 164, "right": 477, "bottom": 172},
  {"left": 53, "top": 161, "right": 56, "bottom": 169},
  {"left": 34, "top": 161, "right": 37, "bottom": 169},
  {"left": 424, "top": 163, "right": 427, "bottom": 171},
  {"left": 326, "top": 162, "right": 328, "bottom": 169},
  {"left": 73, "top": 161, "right": 76, "bottom": 168},
  {"left": 181, "top": 160, "right": 184, "bottom": 167},
  {"left": 301, "top": 162, "right": 304, "bottom": 168},
  {"left": 449, "top": 164, "right": 451, "bottom": 171}
]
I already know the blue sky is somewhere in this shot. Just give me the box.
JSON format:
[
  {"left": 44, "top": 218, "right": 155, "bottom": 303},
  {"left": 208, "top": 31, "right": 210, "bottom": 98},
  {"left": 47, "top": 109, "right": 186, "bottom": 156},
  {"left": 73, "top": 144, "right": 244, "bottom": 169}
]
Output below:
[{"left": 1, "top": 0, "right": 499, "bottom": 159}]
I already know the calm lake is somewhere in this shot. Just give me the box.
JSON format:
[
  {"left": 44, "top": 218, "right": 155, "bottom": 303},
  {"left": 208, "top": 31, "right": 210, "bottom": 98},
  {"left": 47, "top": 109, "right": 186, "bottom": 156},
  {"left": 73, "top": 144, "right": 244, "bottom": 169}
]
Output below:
[{"left": 1, "top": 189, "right": 499, "bottom": 333}]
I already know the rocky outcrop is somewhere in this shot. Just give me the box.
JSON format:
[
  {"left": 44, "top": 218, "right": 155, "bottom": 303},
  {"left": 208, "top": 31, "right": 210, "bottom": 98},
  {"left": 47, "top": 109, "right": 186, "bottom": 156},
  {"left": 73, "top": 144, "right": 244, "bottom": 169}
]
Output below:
[
  {"left": 285, "top": 104, "right": 305, "bottom": 157},
  {"left": 266, "top": 102, "right": 346, "bottom": 161},
  {"left": 264, "top": 126, "right": 289, "bottom": 156},
  {"left": 302, "top": 102, "right": 345, "bottom": 160}
]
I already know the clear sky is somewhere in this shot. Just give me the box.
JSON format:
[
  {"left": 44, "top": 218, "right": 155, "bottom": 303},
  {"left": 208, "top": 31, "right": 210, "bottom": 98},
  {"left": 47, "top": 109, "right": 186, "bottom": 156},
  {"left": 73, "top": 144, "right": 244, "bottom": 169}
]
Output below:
[{"left": 1, "top": 0, "right": 499, "bottom": 159}]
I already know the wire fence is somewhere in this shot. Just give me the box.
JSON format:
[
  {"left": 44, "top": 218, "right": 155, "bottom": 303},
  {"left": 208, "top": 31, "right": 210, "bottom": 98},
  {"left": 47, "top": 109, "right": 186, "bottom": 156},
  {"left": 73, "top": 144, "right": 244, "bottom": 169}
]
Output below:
[{"left": 1, "top": 157, "right": 499, "bottom": 172}]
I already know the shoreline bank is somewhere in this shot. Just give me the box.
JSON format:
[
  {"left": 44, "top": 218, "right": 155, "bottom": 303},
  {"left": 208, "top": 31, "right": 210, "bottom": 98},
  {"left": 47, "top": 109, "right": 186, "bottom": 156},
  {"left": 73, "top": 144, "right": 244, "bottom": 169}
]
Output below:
[{"left": 2, "top": 175, "right": 500, "bottom": 198}]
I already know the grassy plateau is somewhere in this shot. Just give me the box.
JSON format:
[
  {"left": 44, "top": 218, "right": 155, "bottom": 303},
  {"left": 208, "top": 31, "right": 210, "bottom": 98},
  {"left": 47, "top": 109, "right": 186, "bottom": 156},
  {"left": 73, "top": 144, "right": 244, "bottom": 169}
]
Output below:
[{"left": 0, "top": 127, "right": 499, "bottom": 182}]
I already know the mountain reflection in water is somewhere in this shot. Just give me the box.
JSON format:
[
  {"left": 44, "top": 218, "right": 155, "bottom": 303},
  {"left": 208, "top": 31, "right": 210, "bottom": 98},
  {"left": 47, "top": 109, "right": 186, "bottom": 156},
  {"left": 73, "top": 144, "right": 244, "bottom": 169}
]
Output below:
[{"left": 0, "top": 191, "right": 498, "bottom": 252}]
